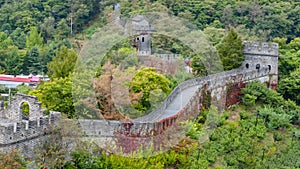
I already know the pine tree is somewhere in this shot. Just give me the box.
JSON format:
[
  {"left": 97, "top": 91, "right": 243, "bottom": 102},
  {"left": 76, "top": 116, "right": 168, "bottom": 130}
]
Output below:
[
  {"left": 55, "top": 19, "right": 69, "bottom": 40},
  {"left": 47, "top": 46, "right": 78, "bottom": 79},
  {"left": 26, "top": 27, "right": 43, "bottom": 49},
  {"left": 38, "top": 44, "right": 56, "bottom": 75},
  {"left": 10, "top": 28, "right": 26, "bottom": 49},
  {"left": 5, "top": 48, "right": 23, "bottom": 76},
  {"left": 217, "top": 28, "right": 244, "bottom": 71},
  {"left": 23, "top": 46, "right": 42, "bottom": 75},
  {"left": 191, "top": 56, "right": 207, "bottom": 77}
]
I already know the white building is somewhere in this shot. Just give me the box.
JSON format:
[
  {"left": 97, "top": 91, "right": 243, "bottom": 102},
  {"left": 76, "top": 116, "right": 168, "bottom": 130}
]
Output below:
[{"left": 0, "top": 75, "right": 40, "bottom": 88}]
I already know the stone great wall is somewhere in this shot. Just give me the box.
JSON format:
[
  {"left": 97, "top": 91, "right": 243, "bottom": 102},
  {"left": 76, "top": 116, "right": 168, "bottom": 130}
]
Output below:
[
  {"left": 0, "top": 41, "right": 278, "bottom": 155},
  {"left": 78, "top": 41, "right": 279, "bottom": 152},
  {"left": 0, "top": 94, "right": 60, "bottom": 155}
]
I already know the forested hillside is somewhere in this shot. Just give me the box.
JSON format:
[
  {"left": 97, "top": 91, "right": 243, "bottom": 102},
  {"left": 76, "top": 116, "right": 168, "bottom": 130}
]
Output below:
[
  {"left": 1, "top": 0, "right": 300, "bottom": 74},
  {"left": 0, "top": 0, "right": 300, "bottom": 168}
]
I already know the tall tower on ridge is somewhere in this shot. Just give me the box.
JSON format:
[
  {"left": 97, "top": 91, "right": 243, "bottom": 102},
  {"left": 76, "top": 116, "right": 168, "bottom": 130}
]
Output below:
[{"left": 130, "top": 15, "right": 155, "bottom": 56}]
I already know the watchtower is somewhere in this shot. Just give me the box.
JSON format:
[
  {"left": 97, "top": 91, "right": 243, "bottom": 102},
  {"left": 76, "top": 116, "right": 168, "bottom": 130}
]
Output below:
[
  {"left": 131, "top": 15, "right": 155, "bottom": 56},
  {"left": 242, "top": 42, "right": 279, "bottom": 84}
]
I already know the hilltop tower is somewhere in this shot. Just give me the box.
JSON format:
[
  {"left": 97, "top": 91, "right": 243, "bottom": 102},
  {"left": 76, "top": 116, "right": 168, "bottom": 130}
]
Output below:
[
  {"left": 242, "top": 42, "right": 279, "bottom": 87},
  {"left": 130, "top": 15, "right": 155, "bottom": 56}
]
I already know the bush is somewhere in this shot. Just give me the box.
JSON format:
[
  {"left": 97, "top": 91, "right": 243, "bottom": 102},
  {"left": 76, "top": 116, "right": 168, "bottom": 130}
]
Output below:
[
  {"left": 258, "top": 106, "right": 292, "bottom": 130},
  {"left": 242, "top": 94, "right": 257, "bottom": 107},
  {"left": 242, "top": 81, "right": 300, "bottom": 125}
]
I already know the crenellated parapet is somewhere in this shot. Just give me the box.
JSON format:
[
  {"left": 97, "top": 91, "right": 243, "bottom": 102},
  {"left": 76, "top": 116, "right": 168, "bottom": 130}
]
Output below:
[
  {"left": 0, "top": 111, "right": 60, "bottom": 145},
  {"left": 243, "top": 42, "right": 279, "bottom": 57},
  {"left": 0, "top": 94, "right": 60, "bottom": 146}
]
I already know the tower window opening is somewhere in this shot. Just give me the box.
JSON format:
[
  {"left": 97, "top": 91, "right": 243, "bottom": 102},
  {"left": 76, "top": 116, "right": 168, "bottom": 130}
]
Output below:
[
  {"left": 268, "top": 65, "right": 271, "bottom": 71},
  {"left": 142, "top": 37, "right": 144, "bottom": 42},
  {"left": 256, "top": 64, "right": 260, "bottom": 71},
  {"left": 246, "top": 63, "right": 249, "bottom": 69}
]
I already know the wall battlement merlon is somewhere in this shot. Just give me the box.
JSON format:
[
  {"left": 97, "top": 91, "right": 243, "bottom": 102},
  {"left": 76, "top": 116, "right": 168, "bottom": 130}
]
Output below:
[
  {"left": 0, "top": 92, "right": 61, "bottom": 145},
  {"left": 243, "top": 42, "right": 279, "bottom": 56},
  {"left": 0, "top": 112, "right": 60, "bottom": 145}
]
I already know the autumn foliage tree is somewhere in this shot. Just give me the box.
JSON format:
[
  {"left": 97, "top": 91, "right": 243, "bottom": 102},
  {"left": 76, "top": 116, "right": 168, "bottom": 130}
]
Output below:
[
  {"left": 0, "top": 149, "right": 26, "bottom": 169},
  {"left": 93, "top": 61, "right": 121, "bottom": 119}
]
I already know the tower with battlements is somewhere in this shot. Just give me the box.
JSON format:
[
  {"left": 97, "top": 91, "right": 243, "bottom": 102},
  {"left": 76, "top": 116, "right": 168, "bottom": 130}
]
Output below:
[
  {"left": 129, "top": 15, "right": 155, "bottom": 56},
  {"left": 242, "top": 42, "right": 279, "bottom": 87}
]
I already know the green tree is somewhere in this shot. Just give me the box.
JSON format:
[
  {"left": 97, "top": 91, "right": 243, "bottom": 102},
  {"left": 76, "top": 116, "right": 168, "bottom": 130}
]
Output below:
[
  {"left": 258, "top": 106, "right": 292, "bottom": 130},
  {"left": 107, "top": 47, "right": 136, "bottom": 67},
  {"left": 47, "top": 45, "right": 78, "bottom": 79},
  {"left": 40, "top": 46, "right": 55, "bottom": 74},
  {"left": 0, "top": 23, "right": 12, "bottom": 34},
  {"left": 40, "top": 17, "right": 55, "bottom": 40},
  {"left": 129, "top": 67, "right": 171, "bottom": 111},
  {"left": 0, "top": 32, "right": 13, "bottom": 50},
  {"left": 30, "top": 76, "right": 75, "bottom": 118},
  {"left": 5, "top": 48, "right": 23, "bottom": 76},
  {"left": 278, "top": 67, "right": 300, "bottom": 105},
  {"left": 55, "top": 19, "right": 69, "bottom": 40},
  {"left": 242, "top": 93, "right": 257, "bottom": 107},
  {"left": 217, "top": 28, "right": 244, "bottom": 70},
  {"left": 242, "top": 80, "right": 300, "bottom": 124},
  {"left": 23, "top": 46, "right": 42, "bottom": 75},
  {"left": 16, "top": 84, "right": 32, "bottom": 94},
  {"left": 277, "top": 38, "right": 300, "bottom": 78},
  {"left": 26, "top": 27, "right": 43, "bottom": 49},
  {"left": 203, "top": 27, "right": 226, "bottom": 46},
  {"left": 191, "top": 56, "right": 207, "bottom": 77},
  {"left": 10, "top": 28, "right": 26, "bottom": 49}
]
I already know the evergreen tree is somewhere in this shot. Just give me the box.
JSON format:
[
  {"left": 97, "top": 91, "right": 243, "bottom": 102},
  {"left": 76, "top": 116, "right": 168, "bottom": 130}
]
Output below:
[
  {"left": 279, "top": 67, "right": 300, "bottom": 105},
  {"left": 10, "top": 27, "right": 26, "bottom": 49},
  {"left": 23, "top": 46, "right": 42, "bottom": 75},
  {"left": 191, "top": 56, "right": 207, "bottom": 77},
  {"left": 217, "top": 28, "right": 244, "bottom": 70},
  {"left": 40, "top": 47, "right": 55, "bottom": 74},
  {"left": 26, "top": 27, "right": 44, "bottom": 49},
  {"left": 5, "top": 48, "right": 23, "bottom": 76},
  {"left": 55, "top": 19, "right": 69, "bottom": 40},
  {"left": 47, "top": 46, "right": 78, "bottom": 79}
]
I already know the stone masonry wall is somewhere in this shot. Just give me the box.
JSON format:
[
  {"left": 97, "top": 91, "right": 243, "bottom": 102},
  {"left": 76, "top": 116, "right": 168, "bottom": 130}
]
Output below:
[
  {"left": 6, "top": 94, "right": 45, "bottom": 121},
  {"left": 0, "top": 93, "right": 60, "bottom": 149},
  {"left": 78, "top": 42, "right": 279, "bottom": 139},
  {"left": 0, "top": 42, "right": 278, "bottom": 153},
  {"left": 78, "top": 67, "right": 275, "bottom": 138}
]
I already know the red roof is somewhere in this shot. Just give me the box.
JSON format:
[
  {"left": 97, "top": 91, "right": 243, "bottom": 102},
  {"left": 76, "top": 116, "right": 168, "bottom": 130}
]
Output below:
[{"left": 0, "top": 76, "right": 40, "bottom": 83}]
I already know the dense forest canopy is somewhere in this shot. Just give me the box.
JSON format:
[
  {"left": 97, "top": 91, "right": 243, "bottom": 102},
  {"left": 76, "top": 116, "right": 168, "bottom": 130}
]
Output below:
[
  {"left": 0, "top": 0, "right": 299, "bottom": 75},
  {"left": 0, "top": 0, "right": 300, "bottom": 42}
]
